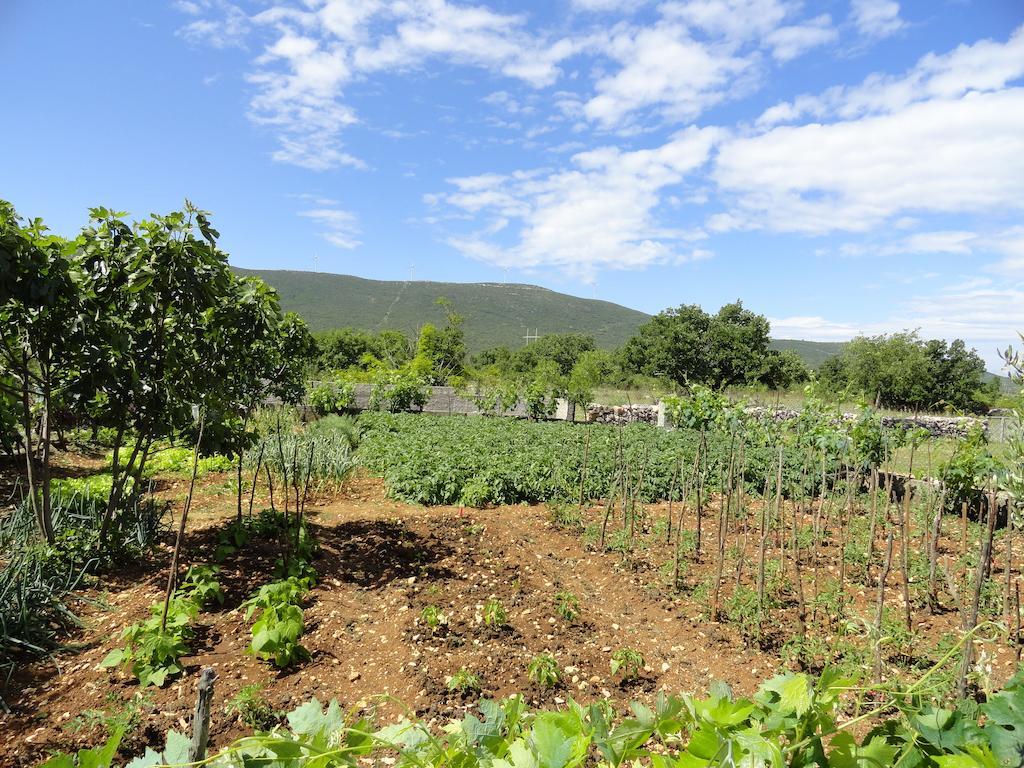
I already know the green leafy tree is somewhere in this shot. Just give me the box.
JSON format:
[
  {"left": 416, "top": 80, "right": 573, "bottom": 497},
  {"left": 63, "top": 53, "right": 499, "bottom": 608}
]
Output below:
[
  {"left": 415, "top": 298, "right": 466, "bottom": 383},
  {"left": 621, "top": 301, "right": 770, "bottom": 389},
  {"left": 0, "top": 200, "right": 85, "bottom": 542},
  {"left": 760, "top": 349, "right": 810, "bottom": 390},
  {"left": 827, "top": 332, "right": 991, "bottom": 412}
]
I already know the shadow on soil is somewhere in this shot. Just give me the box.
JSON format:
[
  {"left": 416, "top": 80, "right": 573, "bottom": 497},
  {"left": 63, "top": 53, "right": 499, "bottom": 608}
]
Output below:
[{"left": 312, "top": 519, "right": 455, "bottom": 588}]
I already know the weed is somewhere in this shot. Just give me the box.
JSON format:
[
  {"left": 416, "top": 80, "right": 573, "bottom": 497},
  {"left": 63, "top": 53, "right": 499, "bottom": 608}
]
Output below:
[
  {"left": 225, "top": 684, "right": 278, "bottom": 730},
  {"left": 527, "top": 653, "right": 560, "bottom": 688},
  {"left": 482, "top": 599, "right": 508, "bottom": 628},
  {"left": 610, "top": 648, "right": 645, "bottom": 680},
  {"left": 65, "top": 692, "right": 152, "bottom": 737},
  {"left": 446, "top": 668, "right": 482, "bottom": 696},
  {"left": 548, "top": 502, "right": 583, "bottom": 531},
  {"left": 554, "top": 591, "right": 580, "bottom": 622}
]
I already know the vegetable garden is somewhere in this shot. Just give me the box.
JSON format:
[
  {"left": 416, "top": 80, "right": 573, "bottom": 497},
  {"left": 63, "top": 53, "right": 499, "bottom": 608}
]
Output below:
[{"left": 3, "top": 198, "right": 1024, "bottom": 766}]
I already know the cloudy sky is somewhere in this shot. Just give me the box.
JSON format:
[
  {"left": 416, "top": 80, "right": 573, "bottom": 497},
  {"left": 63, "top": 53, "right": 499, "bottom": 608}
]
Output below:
[{"left": 2, "top": 1, "right": 1023, "bottom": 366}]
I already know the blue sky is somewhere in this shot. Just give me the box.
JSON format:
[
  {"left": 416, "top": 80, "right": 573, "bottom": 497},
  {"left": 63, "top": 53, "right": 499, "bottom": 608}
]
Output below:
[{"left": 2, "top": 1, "right": 1023, "bottom": 367}]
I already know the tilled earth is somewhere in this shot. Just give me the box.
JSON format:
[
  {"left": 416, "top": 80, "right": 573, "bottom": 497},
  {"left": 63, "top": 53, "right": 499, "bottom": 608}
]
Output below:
[{"left": 2, "top": 474, "right": 1019, "bottom": 766}]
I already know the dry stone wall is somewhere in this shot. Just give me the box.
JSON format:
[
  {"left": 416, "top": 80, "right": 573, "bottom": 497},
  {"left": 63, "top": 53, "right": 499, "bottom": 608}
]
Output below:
[
  {"left": 741, "top": 406, "right": 985, "bottom": 439},
  {"left": 585, "top": 404, "right": 660, "bottom": 425}
]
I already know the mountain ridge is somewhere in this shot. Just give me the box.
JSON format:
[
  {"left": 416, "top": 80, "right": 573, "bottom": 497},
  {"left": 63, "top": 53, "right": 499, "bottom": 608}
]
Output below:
[{"left": 234, "top": 266, "right": 849, "bottom": 367}]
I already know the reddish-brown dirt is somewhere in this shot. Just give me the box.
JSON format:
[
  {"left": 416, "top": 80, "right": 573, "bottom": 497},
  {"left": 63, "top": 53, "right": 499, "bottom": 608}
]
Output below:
[{"left": 2, "top": 472, "right": 1020, "bottom": 766}]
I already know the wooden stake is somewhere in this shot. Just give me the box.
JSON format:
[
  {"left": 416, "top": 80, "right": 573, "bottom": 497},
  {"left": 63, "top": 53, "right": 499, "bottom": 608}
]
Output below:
[{"left": 189, "top": 667, "right": 217, "bottom": 764}]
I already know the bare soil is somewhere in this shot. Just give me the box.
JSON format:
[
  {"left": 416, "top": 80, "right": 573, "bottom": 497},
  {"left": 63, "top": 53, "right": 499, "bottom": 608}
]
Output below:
[{"left": 2, "top": 472, "right": 1020, "bottom": 766}]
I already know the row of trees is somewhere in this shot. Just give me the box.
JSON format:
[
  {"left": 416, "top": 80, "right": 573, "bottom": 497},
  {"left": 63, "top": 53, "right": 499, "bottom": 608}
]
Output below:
[
  {"left": 0, "top": 199, "right": 313, "bottom": 543},
  {"left": 309, "top": 299, "right": 998, "bottom": 415}
]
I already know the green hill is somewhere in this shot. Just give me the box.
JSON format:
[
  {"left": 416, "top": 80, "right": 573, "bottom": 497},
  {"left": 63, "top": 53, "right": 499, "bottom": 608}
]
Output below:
[
  {"left": 769, "top": 339, "right": 846, "bottom": 369},
  {"left": 237, "top": 268, "right": 858, "bottom": 368},
  {"left": 233, "top": 268, "right": 650, "bottom": 351}
]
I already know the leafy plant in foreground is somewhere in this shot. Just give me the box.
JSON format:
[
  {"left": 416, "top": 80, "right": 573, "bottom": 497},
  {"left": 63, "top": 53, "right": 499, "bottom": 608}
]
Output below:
[
  {"left": 38, "top": 666, "right": 1024, "bottom": 768},
  {"left": 100, "top": 596, "right": 199, "bottom": 687}
]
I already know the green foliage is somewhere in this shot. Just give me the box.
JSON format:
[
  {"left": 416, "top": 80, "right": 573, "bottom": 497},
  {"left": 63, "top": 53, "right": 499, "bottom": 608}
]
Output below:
[
  {"left": 525, "top": 359, "right": 565, "bottom": 420},
  {"left": 527, "top": 653, "right": 560, "bottom": 688},
  {"left": 610, "top": 647, "right": 645, "bottom": 680},
  {"left": 307, "top": 373, "right": 356, "bottom": 415},
  {"left": 760, "top": 348, "right": 811, "bottom": 390},
  {"left": 622, "top": 300, "right": 772, "bottom": 389},
  {"left": 313, "top": 327, "right": 413, "bottom": 371},
  {"left": 819, "top": 331, "right": 993, "bottom": 413},
  {"left": 415, "top": 298, "right": 467, "bottom": 383},
  {"left": 358, "top": 412, "right": 740, "bottom": 507},
  {"left": 40, "top": 669, "right": 1024, "bottom": 768},
  {"left": 242, "top": 577, "right": 311, "bottom": 668},
  {"left": 942, "top": 426, "right": 999, "bottom": 511},
  {"left": 446, "top": 667, "right": 482, "bottom": 696},
  {"left": 247, "top": 415, "right": 357, "bottom": 493},
  {"left": 225, "top": 684, "right": 279, "bottom": 730},
  {"left": 122, "top": 445, "right": 233, "bottom": 477},
  {"left": 547, "top": 501, "right": 583, "bottom": 531},
  {"left": 368, "top": 365, "right": 430, "bottom": 412},
  {"left": 482, "top": 598, "right": 508, "bottom": 628},
  {"left": 419, "top": 605, "right": 448, "bottom": 630},
  {"left": 64, "top": 693, "right": 152, "bottom": 739},
  {"left": 554, "top": 591, "right": 580, "bottom": 622},
  {"left": 100, "top": 595, "right": 200, "bottom": 687},
  {"left": 179, "top": 564, "right": 224, "bottom": 607}
]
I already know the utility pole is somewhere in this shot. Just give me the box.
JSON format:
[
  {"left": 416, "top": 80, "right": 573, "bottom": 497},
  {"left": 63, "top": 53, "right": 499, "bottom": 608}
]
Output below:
[
  {"left": 523, "top": 328, "right": 540, "bottom": 344},
  {"left": 313, "top": 251, "right": 319, "bottom": 272}
]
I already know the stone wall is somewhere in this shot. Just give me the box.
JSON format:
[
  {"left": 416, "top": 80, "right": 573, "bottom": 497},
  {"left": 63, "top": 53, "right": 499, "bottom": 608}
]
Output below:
[
  {"left": 585, "top": 404, "right": 660, "bottom": 425},
  {"left": 740, "top": 405, "right": 985, "bottom": 439},
  {"left": 350, "top": 383, "right": 529, "bottom": 417}
]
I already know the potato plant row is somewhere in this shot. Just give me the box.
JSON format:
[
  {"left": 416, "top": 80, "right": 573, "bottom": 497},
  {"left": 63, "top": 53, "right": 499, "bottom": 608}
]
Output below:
[{"left": 357, "top": 412, "right": 835, "bottom": 508}]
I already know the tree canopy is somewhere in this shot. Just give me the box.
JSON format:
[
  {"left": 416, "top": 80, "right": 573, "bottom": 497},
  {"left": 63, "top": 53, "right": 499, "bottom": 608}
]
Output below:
[
  {"left": 817, "top": 331, "right": 995, "bottom": 412},
  {"left": 621, "top": 301, "right": 785, "bottom": 389}
]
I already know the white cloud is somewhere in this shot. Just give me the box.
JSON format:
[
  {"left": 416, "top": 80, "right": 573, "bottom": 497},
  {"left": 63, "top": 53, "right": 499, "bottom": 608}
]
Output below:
[
  {"left": 891, "top": 230, "right": 977, "bottom": 255},
  {"left": 177, "top": 0, "right": 592, "bottom": 169},
  {"left": 351, "top": 3, "right": 578, "bottom": 88},
  {"left": 582, "top": 1, "right": 841, "bottom": 129},
  {"left": 758, "top": 24, "right": 1024, "bottom": 127},
  {"left": 583, "top": 21, "right": 751, "bottom": 127},
  {"left": 661, "top": 0, "right": 789, "bottom": 43},
  {"left": 716, "top": 88, "right": 1024, "bottom": 234},
  {"left": 433, "top": 127, "right": 719, "bottom": 280},
  {"left": 178, "top": 1, "right": 250, "bottom": 48},
  {"left": 765, "top": 15, "right": 837, "bottom": 62},
  {"left": 571, "top": 0, "right": 647, "bottom": 11},
  {"left": 850, "top": 0, "right": 905, "bottom": 39},
  {"left": 299, "top": 206, "right": 361, "bottom": 249}
]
